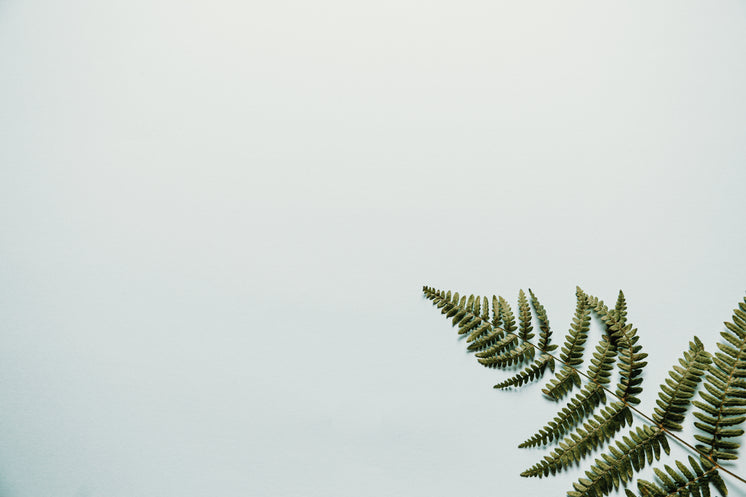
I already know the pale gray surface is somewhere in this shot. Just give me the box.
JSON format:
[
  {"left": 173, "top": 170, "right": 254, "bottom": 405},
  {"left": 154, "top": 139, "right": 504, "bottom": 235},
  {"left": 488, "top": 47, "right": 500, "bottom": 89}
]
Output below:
[{"left": 1, "top": 1, "right": 746, "bottom": 496}]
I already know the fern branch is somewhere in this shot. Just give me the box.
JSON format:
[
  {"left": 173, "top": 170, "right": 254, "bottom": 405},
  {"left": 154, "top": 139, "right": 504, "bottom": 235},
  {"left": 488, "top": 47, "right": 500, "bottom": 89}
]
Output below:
[
  {"left": 493, "top": 354, "right": 554, "bottom": 389},
  {"left": 652, "top": 337, "right": 711, "bottom": 431},
  {"left": 466, "top": 327, "right": 505, "bottom": 352},
  {"left": 627, "top": 456, "right": 726, "bottom": 497},
  {"left": 570, "top": 336, "right": 735, "bottom": 496},
  {"left": 478, "top": 341, "right": 534, "bottom": 368},
  {"left": 543, "top": 289, "right": 591, "bottom": 400},
  {"left": 521, "top": 336, "right": 617, "bottom": 448},
  {"left": 568, "top": 425, "right": 669, "bottom": 497},
  {"left": 518, "top": 289, "right": 535, "bottom": 342},
  {"left": 476, "top": 294, "right": 534, "bottom": 369},
  {"left": 473, "top": 333, "right": 517, "bottom": 358},
  {"left": 582, "top": 289, "right": 648, "bottom": 406},
  {"left": 521, "top": 384, "right": 607, "bottom": 450},
  {"left": 493, "top": 290, "right": 558, "bottom": 389},
  {"left": 521, "top": 401, "right": 633, "bottom": 477},
  {"left": 692, "top": 297, "right": 746, "bottom": 462},
  {"left": 613, "top": 290, "right": 628, "bottom": 327},
  {"left": 530, "top": 289, "right": 556, "bottom": 354}
]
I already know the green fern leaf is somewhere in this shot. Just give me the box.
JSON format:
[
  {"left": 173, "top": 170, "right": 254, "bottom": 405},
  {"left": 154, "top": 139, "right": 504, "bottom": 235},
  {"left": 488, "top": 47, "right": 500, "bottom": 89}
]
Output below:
[
  {"left": 518, "top": 289, "right": 535, "bottom": 342},
  {"left": 652, "top": 337, "right": 711, "bottom": 431},
  {"left": 466, "top": 327, "right": 506, "bottom": 352},
  {"left": 629, "top": 456, "right": 724, "bottom": 497},
  {"left": 499, "top": 295, "right": 518, "bottom": 334},
  {"left": 568, "top": 336, "right": 717, "bottom": 496},
  {"left": 521, "top": 335, "right": 617, "bottom": 448},
  {"left": 475, "top": 293, "right": 537, "bottom": 369},
  {"left": 474, "top": 333, "right": 518, "bottom": 359},
  {"left": 692, "top": 297, "right": 746, "bottom": 462},
  {"left": 613, "top": 290, "right": 628, "bottom": 327},
  {"left": 521, "top": 401, "right": 632, "bottom": 477},
  {"left": 583, "top": 289, "right": 648, "bottom": 406},
  {"left": 423, "top": 286, "right": 746, "bottom": 497},
  {"left": 568, "top": 425, "right": 669, "bottom": 497},
  {"left": 543, "top": 289, "right": 591, "bottom": 400},
  {"left": 478, "top": 340, "right": 534, "bottom": 368},
  {"left": 493, "top": 354, "right": 553, "bottom": 389},
  {"left": 530, "top": 289, "right": 557, "bottom": 354}
]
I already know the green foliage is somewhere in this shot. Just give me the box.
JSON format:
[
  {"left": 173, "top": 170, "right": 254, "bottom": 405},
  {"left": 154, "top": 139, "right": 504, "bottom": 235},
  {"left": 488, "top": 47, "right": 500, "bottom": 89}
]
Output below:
[{"left": 422, "top": 286, "right": 746, "bottom": 497}]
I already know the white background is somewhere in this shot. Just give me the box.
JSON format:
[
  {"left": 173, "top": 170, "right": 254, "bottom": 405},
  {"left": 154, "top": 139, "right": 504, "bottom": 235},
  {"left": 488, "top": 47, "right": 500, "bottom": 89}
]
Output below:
[{"left": 1, "top": 1, "right": 745, "bottom": 496}]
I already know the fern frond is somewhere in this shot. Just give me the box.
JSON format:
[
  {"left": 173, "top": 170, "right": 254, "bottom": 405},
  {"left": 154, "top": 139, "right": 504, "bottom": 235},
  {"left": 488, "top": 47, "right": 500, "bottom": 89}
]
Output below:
[
  {"left": 692, "top": 296, "right": 746, "bottom": 462},
  {"left": 613, "top": 290, "right": 628, "bottom": 327},
  {"left": 475, "top": 294, "right": 538, "bottom": 369},
  {"left": 474, "top": 333, "right": 517, "bottom": 359},
  {"left": 490, "top": 290, "right": 557, "bottom": 389},
  {"left": 568, "top": 425, "right": 669, "bottom": 497},
  {"left": 521, "top": 383, "right": 606, "bottom": 449},
  {"left": 454, "top": 294, "right": 482, "bottom": 333},
  {"left": 491, "top": 295, "right": 502, "bottom": 327},
  {"left": 543, "top": 367, "right": 583, "bottom": 401},
  {"left": 615, "top": 325, "right": 648, "bottom": 406},
  {"left": 423, "top": 287, "right": 496, "bottom": 345},
  {"left": 568, "top": 336, "right": 716, "bottom": 496},
  {"left": 652, "top": 337, "right": 711, "bottom": 431},
  {"left": 466, "top": 327, "right": 506, "bottom": 352},
  {"left": 478, "top": 340, "right": 534, "bottom": 368},
  {"left": 423, "top": 286, "right": 746, "bottom": 497},
  {"left": 423, "top": 287, "right": 538, "bottom": 371},
  {"left": 424, "top": 289, "right": 486, "bottom": 337},
  {"left": 499, "top": 296, "right": 518, "bottom": 334},
  {"left": 518, "top": 289, "right": 535, "bottom": 342},
  {"left": 521, "top": 401, "right": 632, "bottom": 476},
  {"left": 582, "top": 289, "right": 648, "bottom": 406},
  {"left": 530, "top": 289, "right": 557, "bottom": 354},
  {"left": 628, "top": 456, "right": 726, "bottom": 497},
  {"left": 463, "top": 296, "right": 492, "bottom": 342},
  {"left": 493, "top": 354, "right": 553, "bottom": 389},
  {"left": 521, "top": 336, "right": 617, "bottom": 448},
  {"left": 464, "top": 296, "right": 505, "bottom": 349},
  {"left": 543, "top": 289, "right": 591, "bottom": 400}
]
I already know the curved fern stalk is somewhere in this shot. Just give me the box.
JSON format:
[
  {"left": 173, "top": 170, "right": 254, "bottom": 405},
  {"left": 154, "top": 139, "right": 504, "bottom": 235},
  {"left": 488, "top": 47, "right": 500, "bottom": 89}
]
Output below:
[
  {"left": 520, "top": 335, "right": 617, "bottom": 449},
  {"left": 625, "top": 456, "right": 726, "bottom": 497},
  {"left": 567, "top": 337, "right": 711, "bottom": 497},
  {"left": 543, "top": 288, "right": 592, "bottom": 400},
  {"left": 692, "top": 296, "right": 746, "bottom": 463}
]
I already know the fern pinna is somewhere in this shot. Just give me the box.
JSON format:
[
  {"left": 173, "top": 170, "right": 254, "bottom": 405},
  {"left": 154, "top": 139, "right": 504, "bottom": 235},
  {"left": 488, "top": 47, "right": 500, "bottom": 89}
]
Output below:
[{"left": 422, "top": 286, "right": 746, "bottom": 497}]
